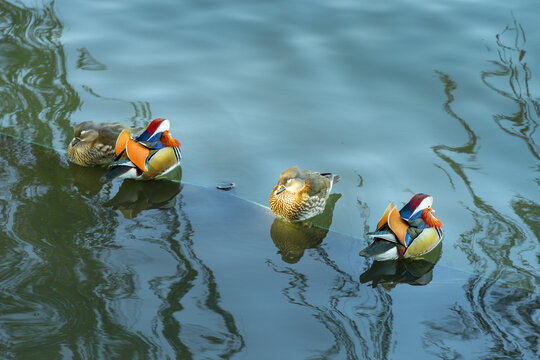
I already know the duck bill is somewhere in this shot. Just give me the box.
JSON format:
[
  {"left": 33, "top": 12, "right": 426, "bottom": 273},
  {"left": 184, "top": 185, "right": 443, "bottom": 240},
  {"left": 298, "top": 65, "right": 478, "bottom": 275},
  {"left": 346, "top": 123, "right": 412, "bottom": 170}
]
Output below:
[
  {"left": 70, "top": 138, "right": 80, "bottom": 147},
  {"left": 274, "top": 185, "right": 286, "bottom": 195}
]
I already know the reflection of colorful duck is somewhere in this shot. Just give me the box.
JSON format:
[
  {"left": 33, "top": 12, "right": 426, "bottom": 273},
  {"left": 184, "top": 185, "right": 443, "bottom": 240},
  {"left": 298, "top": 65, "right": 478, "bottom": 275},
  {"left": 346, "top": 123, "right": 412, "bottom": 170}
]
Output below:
[
  {"left": 67, "top": 121, "right": 142, "bottom": 166},
  {"left": 360, "top": 193, "right": 443, "bottom": 261},
  {"left": 269, "top": 166, "right": 340, "bottom": 222},
  {"left": 102, "top": 118, "right": 182, "bottom": 182},
  {"left": 270, "top": 194, "right": 341, "bottom": 263},
  {"left": 105, "top": 178, "right": 181, "bottom": 219},
  {"left": 360, "top": 242, "right": 442, "bottom": 289}
]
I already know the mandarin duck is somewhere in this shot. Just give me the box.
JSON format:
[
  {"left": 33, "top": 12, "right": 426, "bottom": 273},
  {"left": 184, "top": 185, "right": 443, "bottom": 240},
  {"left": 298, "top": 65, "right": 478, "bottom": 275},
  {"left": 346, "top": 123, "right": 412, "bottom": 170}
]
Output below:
[
  {"left": 269, "top": 166, "right": 340, "bottom": 222},
  {"left": 270, "top": 193, "right": 341, "bottom": 263},
  {"left": 101, "top": 118, "right": 182, "bottom": 182},
  {"left": 67, "top": 121, "right": 143, "bottom": 166},
  {"left": 359, "top": 193, "right": 443, "bottom": 261}
]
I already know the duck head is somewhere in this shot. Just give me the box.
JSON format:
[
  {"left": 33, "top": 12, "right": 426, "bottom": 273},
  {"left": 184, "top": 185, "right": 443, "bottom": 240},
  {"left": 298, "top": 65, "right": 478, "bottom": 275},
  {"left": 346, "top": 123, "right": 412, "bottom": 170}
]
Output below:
[
  {"left": 400, "top": 193, "right": 442, "bottom": 229},
  {"left": 274, "top": 166, "right": 306, "bottom": 195},
  {"left": 69, "top": 121, "right": 99, "bottom": 147},
  {"left": 137, "top": 118, "right": 170, "bottom": 142},
  {"left": 67, "top": 121, "right": 103, "bottom": 166},
  {"left": 399, "top": 193, "right": 433, "bottom": 221}
]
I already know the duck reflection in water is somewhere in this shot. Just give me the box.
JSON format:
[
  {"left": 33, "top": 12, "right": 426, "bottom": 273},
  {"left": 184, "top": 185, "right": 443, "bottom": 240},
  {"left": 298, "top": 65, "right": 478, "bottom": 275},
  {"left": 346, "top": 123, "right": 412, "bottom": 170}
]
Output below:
[
  {"left": 360, "top": 242, "right": 442, "bottom": 289},
  {"left": 271, "top": 194, "right": 341, "bottom": 263},
  {"left": 105, "top": 167, "right": 182, "bottom": 219},
  {"left": 69, "top": 162, "right": 109, "bottom": 197}
]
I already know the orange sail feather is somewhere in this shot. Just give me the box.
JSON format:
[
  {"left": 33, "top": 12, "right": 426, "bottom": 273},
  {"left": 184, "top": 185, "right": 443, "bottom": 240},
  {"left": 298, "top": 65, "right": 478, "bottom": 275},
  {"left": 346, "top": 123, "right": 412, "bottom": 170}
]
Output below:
[
  {"left": 376, "top": 202, "right": 394, "bottom": 230},
  {"left": 160, "top": 130, "right": 180, "bottom": 148},
  {"left": 126, "top": 139, "right": 150, "bottom": 172},
  {"left": 387, "top": 206, "right": 409, "bottom": 247},
  {"left": 422, "top": 208, "right": 443, "bottom": 229},
  {"left": 115, "top": 129, "right": 131, "bottom": 156}
]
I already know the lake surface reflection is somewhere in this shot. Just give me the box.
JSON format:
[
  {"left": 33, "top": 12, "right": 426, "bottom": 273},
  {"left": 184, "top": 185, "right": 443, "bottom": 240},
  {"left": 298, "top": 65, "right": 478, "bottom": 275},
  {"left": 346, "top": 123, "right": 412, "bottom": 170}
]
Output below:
[{"left": 0, "top": 0, "right": 538, "bottom": 358}]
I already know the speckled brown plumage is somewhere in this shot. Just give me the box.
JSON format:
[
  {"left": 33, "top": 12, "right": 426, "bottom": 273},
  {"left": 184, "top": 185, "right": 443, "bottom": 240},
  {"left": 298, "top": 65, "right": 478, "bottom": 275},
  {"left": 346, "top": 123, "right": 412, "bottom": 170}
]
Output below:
[
  {"left": 67, "top": 121, "right": 142, "bottom": 166},
  {"left": 270, "top": 193, "right": 341, "bottom": 263},
  {"left": 269, "top": 166, "right": 340, "bottom": 222}
]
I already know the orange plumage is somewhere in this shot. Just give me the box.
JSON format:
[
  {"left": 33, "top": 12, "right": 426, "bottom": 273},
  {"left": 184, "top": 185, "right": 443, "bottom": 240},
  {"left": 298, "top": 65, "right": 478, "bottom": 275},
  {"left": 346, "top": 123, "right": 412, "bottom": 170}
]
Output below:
[
  {"left": 421, "top": 209, "right": 442, "bottom": 229},
  {"left": 160, "top": 130, "right": 180, "bottom": 148},
  {"left": 387, "top": 206, "right": 409, "bottom": 247}
]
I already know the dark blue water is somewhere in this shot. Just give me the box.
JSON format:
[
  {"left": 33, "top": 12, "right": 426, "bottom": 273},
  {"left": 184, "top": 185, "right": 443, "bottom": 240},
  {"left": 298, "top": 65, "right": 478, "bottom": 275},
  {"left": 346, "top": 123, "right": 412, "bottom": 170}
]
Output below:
[{"left": 0, "top": 0, "right": 538, "bottom": 358}]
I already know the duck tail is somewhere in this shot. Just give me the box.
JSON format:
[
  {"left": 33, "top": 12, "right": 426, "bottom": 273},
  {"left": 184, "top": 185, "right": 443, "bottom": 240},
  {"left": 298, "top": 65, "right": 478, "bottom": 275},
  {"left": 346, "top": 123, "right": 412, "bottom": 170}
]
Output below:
[
  {"left": 320, "top": 173, "right": 340, "bottom": 184},
  {"left": 100, "top": 165, "right": 132, "bottom": 183},
  {"left": 359, "top": 239, "right": 398, "bottom": 260}
]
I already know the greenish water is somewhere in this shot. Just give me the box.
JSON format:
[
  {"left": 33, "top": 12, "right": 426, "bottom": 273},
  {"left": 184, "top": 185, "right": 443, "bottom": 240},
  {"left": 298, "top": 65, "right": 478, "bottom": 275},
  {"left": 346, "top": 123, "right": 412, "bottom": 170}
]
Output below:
[{"left": 0, "top": 0, "right": 538, "bottom": 359}]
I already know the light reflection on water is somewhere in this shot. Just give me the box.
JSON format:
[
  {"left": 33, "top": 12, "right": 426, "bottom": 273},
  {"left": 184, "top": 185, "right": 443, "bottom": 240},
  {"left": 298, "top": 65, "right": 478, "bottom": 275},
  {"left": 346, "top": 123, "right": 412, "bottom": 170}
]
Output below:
[{"left": 0, "top": 0, "right": 538, "bottom": 358}]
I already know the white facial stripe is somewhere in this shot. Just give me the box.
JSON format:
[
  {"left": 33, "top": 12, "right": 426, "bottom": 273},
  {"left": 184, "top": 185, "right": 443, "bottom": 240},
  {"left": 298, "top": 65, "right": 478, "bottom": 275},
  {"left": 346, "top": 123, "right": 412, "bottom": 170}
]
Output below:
[
  {"left": 155, "top": 119, "right": 170, "bottom": 134},
  {"left": 410, "top": 196, "right": 433, "bottom": 217}
]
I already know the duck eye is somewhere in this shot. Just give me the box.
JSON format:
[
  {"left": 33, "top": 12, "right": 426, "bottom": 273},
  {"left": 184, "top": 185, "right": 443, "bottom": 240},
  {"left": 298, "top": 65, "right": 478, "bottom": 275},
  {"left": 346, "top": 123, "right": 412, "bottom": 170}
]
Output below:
[{"left": 80, "top": 130, "right": 88, "bottom": 136}]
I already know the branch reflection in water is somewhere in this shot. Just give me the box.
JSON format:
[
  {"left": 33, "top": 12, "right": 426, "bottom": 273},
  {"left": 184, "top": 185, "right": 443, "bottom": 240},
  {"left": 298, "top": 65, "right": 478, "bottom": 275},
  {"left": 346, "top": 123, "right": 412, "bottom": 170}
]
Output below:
[
  {"left": 422, "top": 276, "right": 538, "bottom": 359},
  {"left": 133, "top": 191, "right": 245, "bottom": 358},
  {"left": 433, "top": 67, "right": 535, "bottom": 290},
  {"left": 481, "top": 17, "right": 540, "bottom": 161},
  {"left": 1, "top": 140, "right": 246, "bottom": 359},
  {"left": 0, "top": 1, "right": 78, "bottom": 149},
  {"left": 427, "top": 18, "right": 539, "bottom": 358},
  {"left": 266, "top": 194, "right": 396, "bottom": 359},
  {"left": 0, "top": 1, "right": 244, "bottom": 357},
  {"left": 1, "top": 1, "right": 538, "bottom": 358},
  {"left": 265, "top": 254, "right": 394, "bottom": 360}
]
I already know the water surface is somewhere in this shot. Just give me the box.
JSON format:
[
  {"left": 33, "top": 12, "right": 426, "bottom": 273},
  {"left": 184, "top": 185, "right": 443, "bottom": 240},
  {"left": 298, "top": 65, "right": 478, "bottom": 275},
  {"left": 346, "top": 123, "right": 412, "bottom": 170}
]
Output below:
[{"left": 0, "top": 0, "right": 538, "bottom": 358}]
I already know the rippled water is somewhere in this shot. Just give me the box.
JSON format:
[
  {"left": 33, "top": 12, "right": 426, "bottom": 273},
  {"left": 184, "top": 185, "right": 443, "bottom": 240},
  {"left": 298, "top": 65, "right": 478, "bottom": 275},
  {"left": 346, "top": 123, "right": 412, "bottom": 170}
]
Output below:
[{"left": 0, "top": 0, "right": 538, "bottom": 358}]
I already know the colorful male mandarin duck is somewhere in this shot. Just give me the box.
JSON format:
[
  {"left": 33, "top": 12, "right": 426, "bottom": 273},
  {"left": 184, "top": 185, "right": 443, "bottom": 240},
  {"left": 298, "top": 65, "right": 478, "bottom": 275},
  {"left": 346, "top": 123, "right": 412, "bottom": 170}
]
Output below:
[
  {"left": 67, "top": 121, "right": 142, "bottom": 166},
  {"left": 269, "top": 166, "right": 340, "bottom": 222},
  {"left": 359, "top": 193, "right": 443, "bottom": 261},
  {"left": 101, "top": 118, "right": 182, "bottom": 182}
]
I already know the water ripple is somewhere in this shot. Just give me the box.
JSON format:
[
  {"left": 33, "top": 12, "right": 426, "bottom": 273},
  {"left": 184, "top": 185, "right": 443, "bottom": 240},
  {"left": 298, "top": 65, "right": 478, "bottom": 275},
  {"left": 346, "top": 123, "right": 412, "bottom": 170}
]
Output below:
[
  {"left": 0, "top": 0, "right": 78, "bottom": 150},
  {"left": 481, "top": 17, "right": 540, "bottom": 160},
  {"left": 434, "top": 68, "right": 537, "bottom": 291}
]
